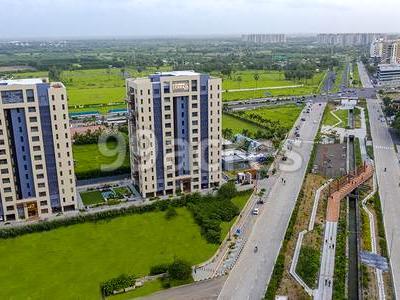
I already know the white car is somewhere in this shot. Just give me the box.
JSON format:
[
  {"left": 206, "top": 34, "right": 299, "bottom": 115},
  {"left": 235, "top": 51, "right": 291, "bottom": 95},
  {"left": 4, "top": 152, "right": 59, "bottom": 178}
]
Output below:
[{"left": 252, "top": 208, "right": 260, "bottom": 215}]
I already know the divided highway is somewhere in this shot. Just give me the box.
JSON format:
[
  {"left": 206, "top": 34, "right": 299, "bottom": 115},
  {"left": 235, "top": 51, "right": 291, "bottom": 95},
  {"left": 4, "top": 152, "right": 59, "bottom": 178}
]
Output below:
[
  {"left": 358, "top": 62, "right": 400, "bottom": 298},
  {"left": 218, "top": 101, "right": 326, "bottom": 299}
]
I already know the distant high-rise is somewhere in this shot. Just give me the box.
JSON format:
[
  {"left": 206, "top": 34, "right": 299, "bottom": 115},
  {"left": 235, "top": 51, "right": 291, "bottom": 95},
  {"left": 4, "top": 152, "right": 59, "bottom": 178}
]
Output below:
[
  {"left": 242, "top": 34, "right": 286, "bottom": 44},
  {"left": 370, "top": 39, "right": 400, "bottom": 64},
  {"left": 317, "top": 33, "right": 384, "bottom": 46},
  {"left": 127, "top": 71, "right": 222, "bottom": 198},
  {"left": 0, "top": 79, "right": 76, "bottom": 222}
]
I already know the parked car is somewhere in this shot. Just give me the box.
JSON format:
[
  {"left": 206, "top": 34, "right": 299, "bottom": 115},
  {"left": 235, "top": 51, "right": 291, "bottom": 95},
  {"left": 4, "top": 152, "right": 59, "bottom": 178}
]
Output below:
[{"left": 252, "top": 208, "right": 260, "bottom": 215}]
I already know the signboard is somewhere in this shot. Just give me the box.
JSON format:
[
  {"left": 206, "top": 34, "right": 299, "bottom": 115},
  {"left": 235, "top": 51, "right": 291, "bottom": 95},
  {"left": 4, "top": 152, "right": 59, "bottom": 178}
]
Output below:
[
  {"left": 360, "top": 251, "right": 389, "bottom": 272},
  {"left": 172, "top": 81, "right": 190, "bottom": 93}
]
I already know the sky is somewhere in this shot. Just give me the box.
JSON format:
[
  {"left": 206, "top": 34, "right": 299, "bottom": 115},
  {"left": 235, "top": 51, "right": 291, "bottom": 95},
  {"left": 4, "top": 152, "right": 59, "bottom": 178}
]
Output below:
[{"left": 0, "top": 0, "right": 398, "bottom": 38}]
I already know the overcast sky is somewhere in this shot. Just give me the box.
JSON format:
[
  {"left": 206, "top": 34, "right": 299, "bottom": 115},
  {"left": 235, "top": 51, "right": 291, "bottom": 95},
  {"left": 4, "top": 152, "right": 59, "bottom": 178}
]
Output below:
[{"left": 0, "top": 0, "right": 398, "bottom": 38}]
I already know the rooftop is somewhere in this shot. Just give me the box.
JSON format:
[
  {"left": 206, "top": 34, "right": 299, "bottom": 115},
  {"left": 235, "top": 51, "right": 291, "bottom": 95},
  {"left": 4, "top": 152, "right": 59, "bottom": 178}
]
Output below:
[
  {"left": 156, "top": 70, "right": 200, "bottom": 77},
  {"left": 378, "top": 64, "right": 400, "bottom": 72},
  {"left": 0, "top": 78, "right": 48, "bottom": 85}
]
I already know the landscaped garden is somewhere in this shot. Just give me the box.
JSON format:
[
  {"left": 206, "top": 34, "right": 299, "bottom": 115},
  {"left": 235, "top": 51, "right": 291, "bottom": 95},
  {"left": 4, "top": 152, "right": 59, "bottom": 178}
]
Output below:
[
  {"left": 0, "top": 185, "right": 252, "bottom": 299},
  {"left": 72, "top": 131, "right": 130, "bottom": 179},
  {"left": 80, "top": 185, "right": 134, "bottom": 207}
]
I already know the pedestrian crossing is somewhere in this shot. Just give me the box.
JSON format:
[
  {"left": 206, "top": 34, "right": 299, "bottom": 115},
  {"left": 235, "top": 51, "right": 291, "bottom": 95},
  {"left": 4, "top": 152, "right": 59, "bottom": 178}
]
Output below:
[{"left": 374, "top": 145, "right": 395, "bottom": 151}]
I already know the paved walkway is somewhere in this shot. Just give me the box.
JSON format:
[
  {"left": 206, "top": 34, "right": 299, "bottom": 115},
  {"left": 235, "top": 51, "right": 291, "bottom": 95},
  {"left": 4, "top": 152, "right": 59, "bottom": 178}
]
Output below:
[{"left": 326, "top": 164, "right": 374, "bottom": 222}]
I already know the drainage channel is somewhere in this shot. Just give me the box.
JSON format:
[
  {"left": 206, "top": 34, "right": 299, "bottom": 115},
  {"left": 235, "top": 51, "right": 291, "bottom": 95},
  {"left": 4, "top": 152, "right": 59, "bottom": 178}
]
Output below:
[{"left": 348, "top": 108, "right": 361, "bottom": 300}]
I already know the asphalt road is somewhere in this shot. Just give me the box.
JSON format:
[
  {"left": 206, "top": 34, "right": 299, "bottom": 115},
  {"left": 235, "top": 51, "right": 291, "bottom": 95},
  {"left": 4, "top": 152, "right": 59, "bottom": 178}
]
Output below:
[
  {"left": 218, "top": 101, "right": 326, "bottom": 300},
  {"left": 141, "top": 276, "right": 226, "bottom": 300},
  {"left": 358, "top": 62, "right": 400, "bottom": 298},
  {"left": 366, "top": 98, "right": 400, "bottom": 298}
]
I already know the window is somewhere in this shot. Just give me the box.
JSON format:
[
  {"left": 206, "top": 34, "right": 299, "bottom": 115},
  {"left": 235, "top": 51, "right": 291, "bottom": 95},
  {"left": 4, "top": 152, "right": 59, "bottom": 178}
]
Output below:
[
  {"left": 39, "top": 192, "right": 47, "bottom": 197},
  {"left": 2, "top": 178, "right": 10, "bottom": 184},
  {"left": 33, "top": 145, "right": 41, "bottom": 151},
  {"left": 32, "top": 136, "right": 40, "bottom": 142},
  {"left": 61, "top": 94, "right": 65, "bottom": 100},
  {"left": 28, "top": 107, "right": 36, "bottom": 112},
  {"left": 31, "top": 126, "right": 39, "bottom": 132},
  {"left": 29, "top": 116, "right": 37, "bottom": 123}
]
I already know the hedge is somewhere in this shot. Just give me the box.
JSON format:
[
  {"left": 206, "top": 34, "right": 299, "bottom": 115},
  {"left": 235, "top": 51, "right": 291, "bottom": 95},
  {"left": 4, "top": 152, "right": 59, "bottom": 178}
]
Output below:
[
  {"left": 101, "top": 274, "right": 136, "bottom": 296},
  {"left": 0, "top": 183, "right": 241, "bottom": 243}
]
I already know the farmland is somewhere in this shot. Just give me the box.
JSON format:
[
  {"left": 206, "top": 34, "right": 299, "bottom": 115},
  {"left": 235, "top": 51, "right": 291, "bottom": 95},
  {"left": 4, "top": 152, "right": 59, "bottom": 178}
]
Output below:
[{"left": 11, "top": 67, "right": 326, "bottom": 112}]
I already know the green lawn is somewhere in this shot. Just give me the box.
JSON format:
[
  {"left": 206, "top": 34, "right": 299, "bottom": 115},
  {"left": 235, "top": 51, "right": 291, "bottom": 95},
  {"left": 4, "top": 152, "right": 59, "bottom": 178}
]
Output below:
[
  {"left": 80, "top": 190, "right": 105, "bottom": 206},
  {"left": 73, "top": 138, "right": 130, "bottom": 178},
  {"left": 0, "top": 208, "right": 218, "bottom": 300},
  {"left": 222, "top": 114, "right": 260, "bottom": 135},
  {"left": 222, "top": 71, "right": 325, "bottom": 102},
  {"left": 322, "top": 104, "right": 349, "bottom": 128},
  {"left": 220, "top": 70, "right": 323, "bottom": 90},
  {"left": 114, "top": 187, "right": 133, "bottom": 197},
  {"left": 241, "top": 104, "right": 303, "bottom": 129},
  {"left": 68, "top": 87, "right": 125, "bottom": 106},
  {"left": 220, "top": 190, "right": 253, "bottom": 238}
]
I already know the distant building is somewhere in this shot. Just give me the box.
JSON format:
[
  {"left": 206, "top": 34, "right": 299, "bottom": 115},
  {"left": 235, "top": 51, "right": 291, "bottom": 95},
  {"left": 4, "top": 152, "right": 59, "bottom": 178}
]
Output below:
[
  {"left": 0, "top": 78, "right": 76, "bottom": 222},
  {"left": 377, "top": 64, "right": 400, "bottom": 86},
  {"left": 370, "top": 39, "right": 400, "bottom": 64},
  {"left": 242, "top": 34, "right": 286, "bottom": 44},
  {"left": 127, "top": 71, "right": 222, "bottom": 198},
  {"left": 317, "top": 33, "right": 384, "bottom": 46}
]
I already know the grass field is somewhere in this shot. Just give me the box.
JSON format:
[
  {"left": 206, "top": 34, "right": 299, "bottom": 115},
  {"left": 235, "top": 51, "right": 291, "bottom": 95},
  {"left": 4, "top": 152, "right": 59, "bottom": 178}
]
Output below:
[
  {"left": 322, "top": 104, "right": 349, "bottom": 128},
  {"left": 0, "top": 191, "right": 252, "bottom": 300},
  {"left": 72, "top": 138, "right": 130, "bottom": 177},
  {"left": 222, "top": 71, "right": 325, "bottom": 102},
  {"left": 13, "top": 68, "right": 324, "bottom": 109},
  {"left": 222, "top": 114, "right": 260, "bottom": 135},
  {"left": 0, "top": 208, "right": 218, "bottom": 299},
  {"left": 80, "top": 190, "right": 105, "bottom": 206},
  {"left": 241, "top": 104, "right": 303, "bottom": 129}
]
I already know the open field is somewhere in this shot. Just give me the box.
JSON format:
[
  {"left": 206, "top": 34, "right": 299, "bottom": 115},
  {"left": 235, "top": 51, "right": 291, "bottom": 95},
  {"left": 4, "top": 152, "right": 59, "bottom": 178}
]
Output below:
[
  {"left": 72, "top": 138, "right": 130, "bottom": 179},
  {"left": 222, "top": 114, "right": 260, "bottom": 135},
  {"left": 12, "top": 68, "right": 325, "bottom": 107},
  {"left": 241, "top": 104, "right": 303, "bottom": 129},
  {"left": 222, "top": 71, "right": 325, "bottom": 102},
  {"left": 0, "top": 190, "right": 251, "bottom": 300},
  {"left": 0, "top": 208, "right": 217, "bottom": 300}
]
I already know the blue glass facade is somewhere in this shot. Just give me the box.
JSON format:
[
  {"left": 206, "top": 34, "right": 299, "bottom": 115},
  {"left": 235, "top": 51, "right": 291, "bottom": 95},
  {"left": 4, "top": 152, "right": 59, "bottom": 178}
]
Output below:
[
  {"left": 200, "top": 75, "right": 209, "bottom": 187},
  {"left": 152, "top": 83, "right": 165, "bottom": 191},
  {"left": 174, "top": 96, "right": 190, "bottom": 176},
  {"left": 37, "top": 83, "right": 61, "bottom": 210},
  {"left": 8, "top": 108, "right": 36, "bottom": 199}
]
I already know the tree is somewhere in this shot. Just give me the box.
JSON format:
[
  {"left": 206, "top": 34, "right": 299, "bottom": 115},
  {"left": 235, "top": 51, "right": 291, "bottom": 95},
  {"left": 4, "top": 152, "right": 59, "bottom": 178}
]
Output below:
[
  {"left": 218, "top": 181, "right": 237, "bottom": 199},
  {"left": 168, "top": 259, "right": 192, "bottom": 280},
  {"left": 48, "top": 66, "right": 62, "bottom": 82},
  {"left": 237, "top": 76, "right": 242, "bottom": 89},
  {"left": 165, "top": 206, "right": 177, "bottom": 220}
]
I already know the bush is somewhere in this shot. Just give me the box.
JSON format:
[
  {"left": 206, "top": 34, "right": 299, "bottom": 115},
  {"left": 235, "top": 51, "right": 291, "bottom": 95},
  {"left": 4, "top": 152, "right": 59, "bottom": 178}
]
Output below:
[
  {"left": 150, "top": 263, "right": 169, "bottom": 275},
  {"left": 101, "top": 274, "right": 136, "bottom": 296},
  {"left": 168, "top": 259, "right": 192, "bottom": 281},
  {"left": 165, "top": 207, "right": 178, "bottom": 220},
  {"left": 217, "top": 181, "right": 237, "bottom": 199}
]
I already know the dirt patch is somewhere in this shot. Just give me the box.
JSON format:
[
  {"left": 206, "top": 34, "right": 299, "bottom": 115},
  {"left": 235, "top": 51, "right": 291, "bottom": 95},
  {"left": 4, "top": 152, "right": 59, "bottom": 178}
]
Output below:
[{"left": 314, "top": 143, "right": 347, "bottom": 178}]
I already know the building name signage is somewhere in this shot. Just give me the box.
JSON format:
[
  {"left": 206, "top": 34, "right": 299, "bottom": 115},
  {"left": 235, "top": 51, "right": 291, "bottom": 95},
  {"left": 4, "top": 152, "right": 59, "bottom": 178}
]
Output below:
[{"left": 172, "top": 81, "right": 190, "bottom": 92}]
